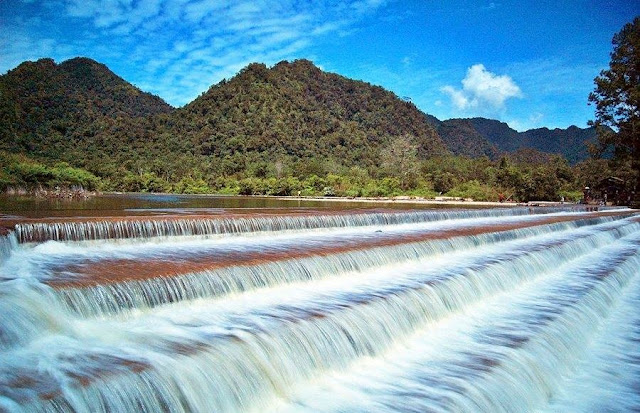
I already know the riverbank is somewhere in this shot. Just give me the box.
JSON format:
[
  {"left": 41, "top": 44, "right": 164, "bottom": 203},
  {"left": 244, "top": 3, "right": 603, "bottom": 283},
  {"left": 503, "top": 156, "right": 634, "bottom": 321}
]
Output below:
[
  {"left": 271, "top": 195, "right": 524, "bottom": 207},
  {"left": 4, "top": 186, "right": 96, "bottom": 199}
]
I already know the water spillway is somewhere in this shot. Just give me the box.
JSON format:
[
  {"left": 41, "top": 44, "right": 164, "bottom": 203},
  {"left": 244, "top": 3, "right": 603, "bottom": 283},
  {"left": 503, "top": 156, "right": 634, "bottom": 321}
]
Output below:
[{"left": 0, "top": 207, "right": 639, "bottom": 412}]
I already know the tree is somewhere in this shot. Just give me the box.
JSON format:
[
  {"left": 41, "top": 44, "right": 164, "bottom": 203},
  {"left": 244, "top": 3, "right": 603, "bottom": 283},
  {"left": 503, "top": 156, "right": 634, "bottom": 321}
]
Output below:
[
  {"left": 588, "top": 17, "right": 640, "bottom": 203},
  {"left": 380, "top": 135, "right": 419, "bottom": 190}
]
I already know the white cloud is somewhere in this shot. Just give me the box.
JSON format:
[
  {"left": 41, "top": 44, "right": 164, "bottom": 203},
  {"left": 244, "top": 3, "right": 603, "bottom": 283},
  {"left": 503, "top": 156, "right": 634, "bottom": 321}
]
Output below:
[
  {"left": 441, "top": 85, "right": 469, "bottom": 110},
  {"left": 441, "top": 64, "right": 522, "bottom": 111}
]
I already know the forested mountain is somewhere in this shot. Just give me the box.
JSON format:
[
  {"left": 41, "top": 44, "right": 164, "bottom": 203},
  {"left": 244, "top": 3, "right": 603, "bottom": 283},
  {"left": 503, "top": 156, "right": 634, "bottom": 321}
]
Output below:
[
  {"left": 466, "top": 118, "right": 522, "bottom": 153},
  {"left": 1, "top": 56, "right": 596, "bottom": 173},
  {"left": 425, "top": 116, "right": 596, "bottom": 164},
  {"left": 432, "top": 118, "right": 501, "bottom": 159},
  {"left": 520, "top": 126, "right": 596, "bottom": 164},
  {"left": 0, "top": 58, "right": 172, "bottom": 161},
  {"left": 1, "top": 56, "right": 607, "bottom": 200},
  {"left": 178, "top": 60, "right": 449, "bottom": 167},
  {"left": 466, "top": 118, "right": 597, "bottom": 164},
  {"left": 1, "top": 58, "right": 451, "bottom": 182}
]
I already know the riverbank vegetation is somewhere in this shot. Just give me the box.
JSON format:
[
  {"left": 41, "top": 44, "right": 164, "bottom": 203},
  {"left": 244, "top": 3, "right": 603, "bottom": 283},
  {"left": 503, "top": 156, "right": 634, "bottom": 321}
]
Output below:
[
  {"left": 3, "top": 150, "right": 614, "bottom": 203},
  {"left": 0, "top": 152, "right": 99, "bottom": 193}
]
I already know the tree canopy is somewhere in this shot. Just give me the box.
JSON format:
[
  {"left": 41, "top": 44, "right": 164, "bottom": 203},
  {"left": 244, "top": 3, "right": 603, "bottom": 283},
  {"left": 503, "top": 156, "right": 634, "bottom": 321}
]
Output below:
[
  {"left": 589, "top": 16, "right": 640, "bottom": 200},
  {"left": 0, "top": 56, "right": 618, "bottom": 202}
]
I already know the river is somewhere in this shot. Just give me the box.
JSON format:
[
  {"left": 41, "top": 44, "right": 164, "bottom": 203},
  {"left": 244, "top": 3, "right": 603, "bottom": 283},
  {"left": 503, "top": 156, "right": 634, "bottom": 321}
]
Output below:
[{"left": 0, "top": 194, "right": 638, "bottom": 412}]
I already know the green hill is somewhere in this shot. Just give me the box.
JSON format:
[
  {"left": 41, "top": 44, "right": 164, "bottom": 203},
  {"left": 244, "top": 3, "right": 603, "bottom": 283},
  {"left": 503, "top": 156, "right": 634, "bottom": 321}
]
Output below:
[
  {"left": 432, "top": 118, "right": 501, "bottom": 159},
  {"left": 520, "top": 126, "right": 597, "bottom": 164},
  {"left": 426, "top": 116, "right": 597, "bottom": 164},
  {"left": 177, "top": 60, "right": 449, "bottom": 168},
  {"left": 1, "top": 58, "right": 451, "bottom": 183},
  {"left": 0, "top": 57, "right": 173, "bottom": 162},
  {"left": 467, "top": 118, "right": 597, "bottom": 164},
  {"left": 0, "top": 56, "right": 607, "bottom": 201}
]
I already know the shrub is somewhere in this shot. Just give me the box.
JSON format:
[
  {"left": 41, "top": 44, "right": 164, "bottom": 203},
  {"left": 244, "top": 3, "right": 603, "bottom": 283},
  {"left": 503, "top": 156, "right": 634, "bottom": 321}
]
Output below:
[
  {"left": 446, "top": 180, "right": 498, "bottom": 201},
  {"left": 174, "top": 176, "right": 211, "bottom": 194}
]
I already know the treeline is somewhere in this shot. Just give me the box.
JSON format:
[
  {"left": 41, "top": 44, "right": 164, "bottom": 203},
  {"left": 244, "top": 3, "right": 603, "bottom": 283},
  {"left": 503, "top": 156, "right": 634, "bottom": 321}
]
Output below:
[
  {"left": 4, "top": 150, "right": 617, "bottom": 203},
  {"left": 0, "top": 57, "right": 624, "bottom": 202},
  {"left": 0, "top": 152, "right": 100, "bottom": 191},
  {"left": 93, "top": 135, "right": 618, "bottom": 202},
  {"left": 2, "top": 147, "right": 626, "bottom": 203}
]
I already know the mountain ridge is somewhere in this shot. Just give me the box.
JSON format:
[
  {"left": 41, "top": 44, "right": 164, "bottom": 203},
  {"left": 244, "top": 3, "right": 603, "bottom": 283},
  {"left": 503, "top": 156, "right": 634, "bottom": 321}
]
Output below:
[
  {"left": 0, "top": 57, "right": 173, "bottom": 162},
  {"left": 1, "top": 56, "right": 596, "bottom": 178},
  {"left": 430, "top": 117, "right": 597, "bottom": 164},
  {"left": 176, "top": 59, "right": 449, "bottom": 167}
]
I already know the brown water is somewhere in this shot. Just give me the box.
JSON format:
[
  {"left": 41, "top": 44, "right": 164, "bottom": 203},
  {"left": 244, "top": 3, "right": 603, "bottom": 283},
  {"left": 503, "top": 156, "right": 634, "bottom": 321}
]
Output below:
[{"left": 0, "top": 193, "right": 455, "bottom": 219}]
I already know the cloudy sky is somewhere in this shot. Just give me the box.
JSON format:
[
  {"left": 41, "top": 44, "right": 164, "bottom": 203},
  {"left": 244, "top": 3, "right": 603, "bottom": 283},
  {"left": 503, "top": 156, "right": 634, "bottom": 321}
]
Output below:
[{"left": 1, "top": 0, "right": 638, "bottom": 131}]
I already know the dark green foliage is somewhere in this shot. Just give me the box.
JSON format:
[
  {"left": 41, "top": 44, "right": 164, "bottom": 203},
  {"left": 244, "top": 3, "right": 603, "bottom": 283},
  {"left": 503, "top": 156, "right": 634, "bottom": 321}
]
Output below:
[
  {"left": 174, "top": 176, "right": 211, "bottom": 194},
  {"left": 176, "top": 59, "right": 449, "bottom": 170},
  {"left": 1, "top": 57, "right": 451, "bottom": 191},
  {"left": 416, "top": 155, "right": 579, "bottom": 202},
  {"left": 435, "top": 118, "right": 598, "bottom": 164},
  {"left": 506, "top": 148, "right": 554, "bottom": 165},
  {"left": 435, "top": 119, "right": 501, "bottom": 159},
  {"left": 467, "top": 118, "right": 522, "bottom": 153},
  {"left": 513, "top": 157, "right": 575, "bottom": 202},
  {"left": 0, "top": 57, "right": 172, "bottom": 163},
  {"left": 521, "top": 126, "right": 597, "bottom": 164},
  {"left": 0, "top": 152, "right": 99, "bottom": 191},
  {"left": 121, "top": 171, "right": 171, "bottom": 193},
  {"left": 589, "top": 17, "right": 640, "bottom": 200},
  {"left": 0, "top": 56, "right": 609, "bottom": 202}
]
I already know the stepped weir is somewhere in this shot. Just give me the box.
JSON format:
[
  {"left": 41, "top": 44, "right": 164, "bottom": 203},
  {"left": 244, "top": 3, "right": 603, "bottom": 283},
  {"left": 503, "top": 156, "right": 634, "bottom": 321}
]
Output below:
[{"left": 0, "top": 206, "right": 639, "bottom": 412}]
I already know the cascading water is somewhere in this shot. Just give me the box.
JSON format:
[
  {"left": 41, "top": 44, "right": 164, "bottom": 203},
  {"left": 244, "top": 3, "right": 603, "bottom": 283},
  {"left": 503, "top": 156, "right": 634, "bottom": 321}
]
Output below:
[
  {"left": 0, "top": 206, "right": 638, "bottom": 412},
  {"left": 11, "top": 206, "right": 612, "bottom": 244},
  {"left": 0, "top": 232, "right": 18, "bottom": 265}
]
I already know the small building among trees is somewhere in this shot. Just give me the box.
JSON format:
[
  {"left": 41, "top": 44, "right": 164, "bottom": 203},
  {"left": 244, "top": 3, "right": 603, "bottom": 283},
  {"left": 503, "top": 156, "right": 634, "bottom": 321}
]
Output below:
[{"left": 594, "top": 176, "right": 628, "bottom": 205}]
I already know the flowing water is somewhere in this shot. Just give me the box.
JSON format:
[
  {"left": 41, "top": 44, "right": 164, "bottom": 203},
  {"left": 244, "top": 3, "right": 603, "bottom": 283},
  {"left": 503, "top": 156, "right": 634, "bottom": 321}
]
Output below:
[{"left": 0, "top": 199, "right": 639, "bottom": 412}]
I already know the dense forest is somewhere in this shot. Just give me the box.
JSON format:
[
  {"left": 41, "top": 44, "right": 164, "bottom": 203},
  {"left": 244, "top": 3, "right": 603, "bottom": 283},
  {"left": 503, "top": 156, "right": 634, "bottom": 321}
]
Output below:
[
  {"left": 427, "top": 117, "right": 600, "bottom": 164},
  {"left": 0, "top": 57, "right": 621, "bottom": 202}
]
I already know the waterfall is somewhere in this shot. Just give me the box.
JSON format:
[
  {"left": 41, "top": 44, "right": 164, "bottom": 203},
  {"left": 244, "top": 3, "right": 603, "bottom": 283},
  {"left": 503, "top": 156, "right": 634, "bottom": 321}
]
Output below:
[
  {"left": 0, "top": 231, "right": 18, "bottom": 265},
  {"left": 12, "top": 206, "right": 620, "bottom": 244},
  {"left": 54, "top": 216, "right": 636, "bottom": 317},
  {"left": 0, "top": 207, "right": 638, "bottom": 413}
]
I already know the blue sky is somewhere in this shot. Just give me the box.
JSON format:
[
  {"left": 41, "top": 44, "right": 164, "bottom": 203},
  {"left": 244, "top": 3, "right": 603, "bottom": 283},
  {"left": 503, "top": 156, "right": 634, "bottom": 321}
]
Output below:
[{"left": 1, "top": 1, "right": 638, "bottom": 131}]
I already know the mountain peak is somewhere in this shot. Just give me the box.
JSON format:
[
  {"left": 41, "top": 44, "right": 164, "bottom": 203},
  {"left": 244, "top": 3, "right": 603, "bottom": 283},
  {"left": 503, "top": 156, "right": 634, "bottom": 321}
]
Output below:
[
  {"left": 274, "top": 58, "right": 318, "bottom": 69},
  {"left": 2, "top": 55, "right": 597, "bottom": 181},
  {"left": 0, "top": 56, "right": 173, "bottom": 160},
  {"left": 435, "top": 117, "right": 598, "bottom": 164},
  {"left": 9, "top": 57, "right": 55, "bottom": 75},
  {"left": 183, "top": 57, "right": 449, "bottom": 162}
]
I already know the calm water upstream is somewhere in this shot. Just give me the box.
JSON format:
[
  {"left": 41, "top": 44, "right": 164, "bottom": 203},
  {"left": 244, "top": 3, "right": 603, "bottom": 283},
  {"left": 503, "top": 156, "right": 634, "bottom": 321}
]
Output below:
[
  {"left": 0, "top": 193, "right": 460, "bottom": 218},
  {"left": 0, "top": 194, "right": 639, "bottom": 412}
]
